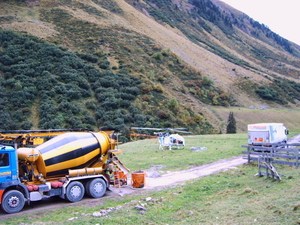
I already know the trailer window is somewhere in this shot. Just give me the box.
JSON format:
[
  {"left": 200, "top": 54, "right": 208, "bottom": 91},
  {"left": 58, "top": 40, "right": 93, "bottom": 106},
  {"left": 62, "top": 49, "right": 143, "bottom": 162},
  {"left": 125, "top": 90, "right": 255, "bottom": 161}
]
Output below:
[{"left": 0, "top": 153, "right": 9, "bottom": 167}]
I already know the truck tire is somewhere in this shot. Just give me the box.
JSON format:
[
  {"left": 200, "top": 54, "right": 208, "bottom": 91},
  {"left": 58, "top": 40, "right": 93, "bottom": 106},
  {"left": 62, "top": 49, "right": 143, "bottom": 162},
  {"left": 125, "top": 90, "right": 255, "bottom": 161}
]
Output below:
[
  {"left": 1, "top": 190, "right": 25, "bottom": 214},
  {"left": 85, "top": 178, "right": 106, "bottom": 198},
  {"left": 65, "top": 181, "right": 85, "bottom": 202}
]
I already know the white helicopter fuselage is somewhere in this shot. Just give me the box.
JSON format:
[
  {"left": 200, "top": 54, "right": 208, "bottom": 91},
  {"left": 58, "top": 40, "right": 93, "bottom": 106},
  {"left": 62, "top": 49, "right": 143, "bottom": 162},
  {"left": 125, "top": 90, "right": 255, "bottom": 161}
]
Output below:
[{"left": 158, "top": 133, "right": 185, "bottom": 150}]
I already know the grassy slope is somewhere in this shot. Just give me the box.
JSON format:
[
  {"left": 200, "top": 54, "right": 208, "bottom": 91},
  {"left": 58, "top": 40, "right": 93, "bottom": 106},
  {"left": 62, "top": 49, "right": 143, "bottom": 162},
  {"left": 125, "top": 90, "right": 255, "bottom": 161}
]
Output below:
[
  {"left": 115, "top": 0, "right": 267, "bottom": 105},
  {"left": 0, "top": 0, "right": 300, "bottom": 132},
  {"left": 107, "top": 0, "right": 300, "bottom": 131},
  {"left": 211, "top": 107, "right": 300, "bottom": 133}
]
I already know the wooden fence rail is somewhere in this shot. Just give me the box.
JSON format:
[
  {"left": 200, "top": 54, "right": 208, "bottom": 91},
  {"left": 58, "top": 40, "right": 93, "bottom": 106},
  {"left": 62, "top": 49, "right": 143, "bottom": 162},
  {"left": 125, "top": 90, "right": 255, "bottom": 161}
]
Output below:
[{"left": 242, "top": 143, "right": 300, "bottom": 180}]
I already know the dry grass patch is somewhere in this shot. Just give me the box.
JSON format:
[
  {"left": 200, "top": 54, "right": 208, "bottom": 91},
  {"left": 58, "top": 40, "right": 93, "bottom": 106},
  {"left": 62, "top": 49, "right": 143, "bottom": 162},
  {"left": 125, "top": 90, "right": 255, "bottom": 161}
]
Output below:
[{"left": 211, "top": 106, "right": 300, "bottom": 133}]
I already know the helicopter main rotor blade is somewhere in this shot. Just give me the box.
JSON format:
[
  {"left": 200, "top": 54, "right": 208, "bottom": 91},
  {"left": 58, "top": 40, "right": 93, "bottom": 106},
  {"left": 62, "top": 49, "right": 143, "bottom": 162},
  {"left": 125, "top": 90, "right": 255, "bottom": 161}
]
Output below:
[
  {"left": 130, "top": 127, "right": 192, "bottom": 133},
  {"left": 171, "top": 128, "right": 188, "bottom": 130},
  {"left": 130, "top": 127, "right": 164, "bottom": 131},
  {"left": 171, "top": 130, "right": 192, "bottom": 134},
  {"left": 165, "top": 128, "right": 192, "bottom": 133}
]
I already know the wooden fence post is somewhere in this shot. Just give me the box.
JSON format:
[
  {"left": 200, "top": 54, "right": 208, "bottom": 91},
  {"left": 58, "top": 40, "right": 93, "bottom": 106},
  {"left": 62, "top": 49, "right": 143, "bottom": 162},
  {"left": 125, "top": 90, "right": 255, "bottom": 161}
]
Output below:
[
  {"left": 296, "top": 149, "right": 299, "bottom": 168},
  {"left": 247, "top": 146, "right": 251, "bottom": 164}
]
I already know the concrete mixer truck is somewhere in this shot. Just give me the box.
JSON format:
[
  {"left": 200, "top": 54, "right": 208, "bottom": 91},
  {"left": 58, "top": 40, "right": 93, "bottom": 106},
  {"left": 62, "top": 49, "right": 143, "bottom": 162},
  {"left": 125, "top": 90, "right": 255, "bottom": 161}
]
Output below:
[{"left": 0, "top": 131, "right": 129, "bottom": 214}]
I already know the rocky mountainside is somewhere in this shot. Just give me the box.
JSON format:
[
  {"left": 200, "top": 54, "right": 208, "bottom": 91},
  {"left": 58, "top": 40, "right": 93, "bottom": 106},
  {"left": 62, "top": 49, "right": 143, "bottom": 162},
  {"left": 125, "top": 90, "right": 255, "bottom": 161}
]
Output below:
[{"left": 0, "top": 0, "right": 299, "bottom": 138}]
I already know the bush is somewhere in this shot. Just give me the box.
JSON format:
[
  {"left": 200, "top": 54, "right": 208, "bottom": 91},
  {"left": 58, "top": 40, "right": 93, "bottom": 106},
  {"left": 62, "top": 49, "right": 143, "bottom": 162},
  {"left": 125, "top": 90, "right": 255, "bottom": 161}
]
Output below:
[
  {"left": 83, "top": 115, "right": 96, "bottom": 125},
  {"left": 120, "top": 93, "right": 135, "bottom": 100},
  {"left": 85, "top": 101, "right": 97, "bottom": 110},
  {"left": 157, "top": 110, "right": 169, "bottom": 119},
  {"left": 120, "top": 87, "right": 140, "bottom": 95},
  {"left": 58, "top": 101, "right": 79, "bottom": 114},
  {"left": 256, "top": 86, "right": 279, "bottom": 101},
  {"left": 152, "top": 52, "right": 164, "bottom": 60},
  {"left": 101, "top": 97, "right": 120, "bottom": 109},
  {"left": 65, "top": 116, "right": 84, "bottom": 129},
  {"left": 202, "top": 76, "right": 214, "bottom": 86},
  {"left": 98, "top": 60, "right": 110, "bottom": 69},
  {"left": 77, "top": 53, "right": 98, "bottom": 63},
  {"left": 0, "top": 111, "right": 16, "bottom": 130},
  {"left": 168, "top": 98, "right": 178, "bottom": 110}
]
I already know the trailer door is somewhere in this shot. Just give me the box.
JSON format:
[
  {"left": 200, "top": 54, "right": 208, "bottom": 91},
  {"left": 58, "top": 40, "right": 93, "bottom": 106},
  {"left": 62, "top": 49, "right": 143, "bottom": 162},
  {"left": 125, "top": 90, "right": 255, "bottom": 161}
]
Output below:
[{"left": 248, "top": 131, "right": 269, "bottom": 145}]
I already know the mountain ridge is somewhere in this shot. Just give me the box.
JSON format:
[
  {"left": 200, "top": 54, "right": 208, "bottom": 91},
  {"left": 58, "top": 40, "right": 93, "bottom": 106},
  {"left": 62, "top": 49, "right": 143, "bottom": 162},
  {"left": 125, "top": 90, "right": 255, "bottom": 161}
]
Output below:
[{"left": 0, "top": 0, "right": 300, "bottom": 137}]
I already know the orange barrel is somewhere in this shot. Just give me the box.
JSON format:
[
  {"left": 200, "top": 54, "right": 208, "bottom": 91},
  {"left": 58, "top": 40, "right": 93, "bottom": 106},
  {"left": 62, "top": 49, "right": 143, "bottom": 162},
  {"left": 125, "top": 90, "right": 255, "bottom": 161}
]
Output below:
[{"left": 131, "top": 170, "right": 146, "bottom": 188}]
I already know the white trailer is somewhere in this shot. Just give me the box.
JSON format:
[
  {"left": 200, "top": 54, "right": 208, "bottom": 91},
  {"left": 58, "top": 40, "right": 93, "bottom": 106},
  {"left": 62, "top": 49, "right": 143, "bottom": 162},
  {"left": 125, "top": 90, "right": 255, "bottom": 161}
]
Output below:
[{"left": 248, "top": 123, "right": 288, "bottom": 146}]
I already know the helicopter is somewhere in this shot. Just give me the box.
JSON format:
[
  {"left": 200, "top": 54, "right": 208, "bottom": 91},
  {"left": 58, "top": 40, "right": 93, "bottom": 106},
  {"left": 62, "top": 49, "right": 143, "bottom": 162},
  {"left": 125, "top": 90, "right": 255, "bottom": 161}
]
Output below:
[{"left": 130, "top": 127, "right": 191, "bottom": 150}]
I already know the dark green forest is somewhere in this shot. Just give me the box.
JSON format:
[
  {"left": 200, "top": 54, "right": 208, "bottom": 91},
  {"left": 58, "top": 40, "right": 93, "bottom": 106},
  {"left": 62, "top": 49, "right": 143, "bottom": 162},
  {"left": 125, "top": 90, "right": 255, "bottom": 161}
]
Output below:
[
  {"left": 0, "top": 31, "right": 142, "bottom": 139},
  {"left": 0, "top": 30, "right": 218, "bottom": 141}
]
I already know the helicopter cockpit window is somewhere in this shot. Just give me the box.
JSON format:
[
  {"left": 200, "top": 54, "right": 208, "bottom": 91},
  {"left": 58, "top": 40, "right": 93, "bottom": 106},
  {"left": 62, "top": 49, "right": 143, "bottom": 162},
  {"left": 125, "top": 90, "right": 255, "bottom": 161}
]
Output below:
[{"left": 0, "top": 153, "right": 9, "bottom": 167}]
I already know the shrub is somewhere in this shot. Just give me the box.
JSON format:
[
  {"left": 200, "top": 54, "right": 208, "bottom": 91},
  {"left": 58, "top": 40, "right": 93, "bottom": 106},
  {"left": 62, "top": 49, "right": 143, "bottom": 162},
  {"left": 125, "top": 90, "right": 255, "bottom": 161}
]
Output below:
[
  {"left": 77, "top": 53, "right": 98, "bottom": 63},
  {"left": 153, "top": 45, "right": 161, "bottom": 50},
  {"left": 193, "top": 114, "right": 204, "bottom": 123},
  {"left": 83, "top": 115, "right": 96, "bottom": 125},
  {"left": 101, "top": 97, "right": 120, "bottom": 109},
  {"left": 152, "top": 52, "right": 164, "bottom": 60},
  {"left": 202, "top": 76, "right": 214, "bottom": 86},
  {"left": 114, "top": 118, "right": 124, "bottom": 125},
  {"left": 256, "top": 86, "right": 279, "bottom": 101},
  {"left": 85, "top": 101, "right": 97, "bottom": 110},
  {"left": 157, "top": 110, "right": 169, "bottom": 119},
  {"left": 120, "top": 87, "right": 140, "bottom": 95},
  {"left": 66, "top": 87, "right": 81, "bottom": 100},
  {"left": 133, "top": 114, "right": 147, "bottom": 127},
  {"left": 142, "top": 95, "right": 151, "bottom": 101},
  {"left": 161, "top": 49, "right": 170, "bottom": 56},
  {"left": 168, "top": 98, "right": 178, "bottom": 110},
  {"left": 120, "top": 100, "right": 131, "bottom": 108},
  {"left": 65, "top": 116, "right": 84, "bottom": 129},
  {"left": 119, "top": 93, "right": 134, "bottom": 100},
  {"left": 154, "top": 84, "right": 164, "bottom": 92},
  {"left": 98, "top": 60, "right": 110, "bottom": 69},
  {"left": 0, "top": 111, "right": 16, "bottom": 130},
  {"left": 58, "top": 101, "right": 79, "bottom": 114}
]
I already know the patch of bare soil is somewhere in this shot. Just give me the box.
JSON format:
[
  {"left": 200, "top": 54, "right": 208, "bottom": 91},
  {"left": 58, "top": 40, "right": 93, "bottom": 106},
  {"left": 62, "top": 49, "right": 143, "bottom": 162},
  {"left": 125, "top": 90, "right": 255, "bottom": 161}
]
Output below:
[
  {"left": 110, "top": 156, "right": 246, "bottom": 196},
  {"left": 0, "top": 156, "right": 246, "bottom": 220}
]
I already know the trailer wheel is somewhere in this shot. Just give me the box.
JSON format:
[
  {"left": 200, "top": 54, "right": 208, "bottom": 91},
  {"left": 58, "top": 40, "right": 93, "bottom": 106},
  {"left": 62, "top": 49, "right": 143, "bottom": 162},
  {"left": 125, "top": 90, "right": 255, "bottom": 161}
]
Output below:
[
  {"left": 85, "top": 178, "right": 106, "bottom": 198},
  {"left": 65, "top": 181, "right": 85, "bottom": 202},
  {"left": 1, "top": 190, "right": 25, "bottom": 214}
]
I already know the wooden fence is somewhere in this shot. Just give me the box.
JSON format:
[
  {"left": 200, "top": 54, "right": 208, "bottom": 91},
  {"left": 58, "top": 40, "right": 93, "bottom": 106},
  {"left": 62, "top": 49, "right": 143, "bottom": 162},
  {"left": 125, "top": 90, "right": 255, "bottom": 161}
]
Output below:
[{"left": 242, "top": 143, "right": 300, "bottom": 180}]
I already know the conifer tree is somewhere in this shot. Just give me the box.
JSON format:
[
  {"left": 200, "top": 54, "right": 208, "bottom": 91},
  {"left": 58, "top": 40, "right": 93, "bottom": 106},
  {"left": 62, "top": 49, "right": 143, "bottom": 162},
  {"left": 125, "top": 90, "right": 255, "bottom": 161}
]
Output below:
[{"left": 226, "top": 111, "right": 236, "bottom": 133}]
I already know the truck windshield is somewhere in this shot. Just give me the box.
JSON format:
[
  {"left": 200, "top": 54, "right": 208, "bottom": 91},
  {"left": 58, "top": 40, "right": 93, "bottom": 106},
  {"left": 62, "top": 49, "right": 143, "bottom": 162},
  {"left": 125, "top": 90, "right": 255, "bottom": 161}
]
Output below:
[{"left": 0, "top": 153, "right": 9, "bottom": 167}]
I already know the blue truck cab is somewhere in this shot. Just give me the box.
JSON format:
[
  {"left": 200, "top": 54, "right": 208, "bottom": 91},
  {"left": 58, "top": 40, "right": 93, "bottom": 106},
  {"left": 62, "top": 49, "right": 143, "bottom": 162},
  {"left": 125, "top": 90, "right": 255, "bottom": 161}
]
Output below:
[
  {"left": 0, "top": 145, "right": 18, "bottom": 183},
  {"left": 0, "top": 145, "right": 29, "bottom": 213}
]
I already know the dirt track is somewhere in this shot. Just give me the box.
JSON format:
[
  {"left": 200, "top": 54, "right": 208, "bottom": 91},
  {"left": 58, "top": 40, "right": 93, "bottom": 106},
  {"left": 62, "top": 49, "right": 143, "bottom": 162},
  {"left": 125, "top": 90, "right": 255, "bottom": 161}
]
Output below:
[
  {"left": 108, "top": 155, "right": 247, "bottom": 197},
  {"left": 138, "top": 156, "right": 245, "bottom": 189},
  {"left": 0, "top": 156, "right": 247, "bottom": 220}
]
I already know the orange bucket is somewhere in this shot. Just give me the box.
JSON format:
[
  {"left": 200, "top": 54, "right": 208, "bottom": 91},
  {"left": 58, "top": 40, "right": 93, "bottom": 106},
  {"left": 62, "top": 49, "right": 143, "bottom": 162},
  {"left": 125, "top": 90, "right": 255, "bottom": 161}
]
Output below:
[{"left": 131, "top": 170, "right": 146, "bottom": 188}]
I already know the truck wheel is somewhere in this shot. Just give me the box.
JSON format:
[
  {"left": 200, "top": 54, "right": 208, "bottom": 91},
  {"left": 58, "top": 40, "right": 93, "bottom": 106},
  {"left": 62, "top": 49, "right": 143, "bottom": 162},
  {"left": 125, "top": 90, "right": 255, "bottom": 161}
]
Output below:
[
  {"left": 65, "top": 181, "right": 85, "bottom": 202},
  {"left": 85, "top": 178, "right": 106, "bottom": 198},
  {"left": 1, "top": 190, "right": 25, "bottom": 214}
]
